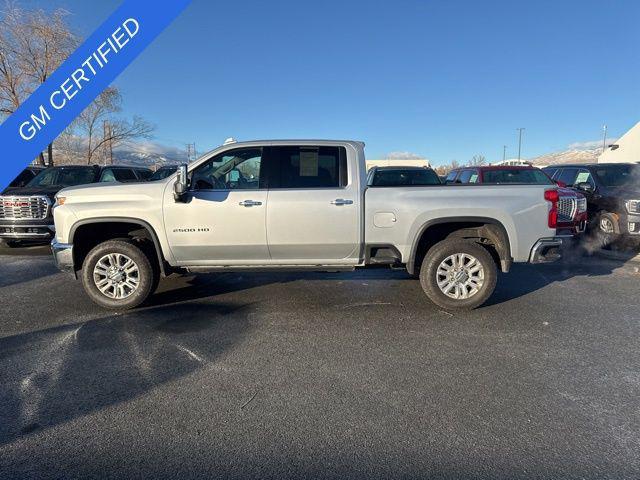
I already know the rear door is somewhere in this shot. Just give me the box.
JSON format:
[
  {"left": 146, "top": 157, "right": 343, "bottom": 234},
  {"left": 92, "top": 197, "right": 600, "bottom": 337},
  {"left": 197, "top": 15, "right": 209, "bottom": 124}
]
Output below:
[{"left": 265, "top": 145, "right": 360, "bottom": 263}]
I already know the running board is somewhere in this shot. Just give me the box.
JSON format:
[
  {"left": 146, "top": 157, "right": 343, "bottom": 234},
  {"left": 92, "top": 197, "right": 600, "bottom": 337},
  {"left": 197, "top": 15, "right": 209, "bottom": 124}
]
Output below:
[{"left": 185, "top": 265, "right": 356, "bottom": 273}]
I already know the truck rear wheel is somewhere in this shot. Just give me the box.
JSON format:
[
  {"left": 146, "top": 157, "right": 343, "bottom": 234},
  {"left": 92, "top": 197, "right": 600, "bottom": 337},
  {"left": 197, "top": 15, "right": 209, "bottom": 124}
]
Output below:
[
  {"left": 419, "top": 239, "right": 497, "bottom": 310},
  {"left": 82, "top": 239, "right": 157, "bottom": 310}
]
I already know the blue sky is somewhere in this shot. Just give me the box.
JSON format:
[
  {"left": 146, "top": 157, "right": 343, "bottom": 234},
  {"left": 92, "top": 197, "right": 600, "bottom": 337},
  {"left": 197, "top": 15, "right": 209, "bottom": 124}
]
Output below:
[{"left": 24, "top": 0, "right": 640, "bottom": 164}]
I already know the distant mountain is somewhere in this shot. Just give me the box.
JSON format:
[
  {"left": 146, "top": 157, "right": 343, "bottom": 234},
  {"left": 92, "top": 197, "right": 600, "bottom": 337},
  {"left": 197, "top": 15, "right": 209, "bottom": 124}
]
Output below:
[
  {"left": 111, "top": 149, "right": 186, "bottom": 168},
  {"left": 52, "top": 141, "right": 188, "bottom": 168},
  {"left": 528, "top": 147, "right": 600, "bottom": 166}
]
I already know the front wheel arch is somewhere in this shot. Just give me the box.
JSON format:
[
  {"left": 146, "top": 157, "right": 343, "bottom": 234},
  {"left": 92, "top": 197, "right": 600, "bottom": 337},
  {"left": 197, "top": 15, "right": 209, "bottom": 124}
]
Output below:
[{"left": 69, "top": 218, "right": 168, "bottom": 277}]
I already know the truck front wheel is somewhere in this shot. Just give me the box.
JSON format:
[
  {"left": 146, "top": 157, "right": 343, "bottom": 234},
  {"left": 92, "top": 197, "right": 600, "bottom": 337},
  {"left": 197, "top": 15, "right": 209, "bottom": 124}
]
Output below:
[
  {"left": 419, "top": 239, "right": 497, "bottom": 310},
  {"left": 82, "top": 239, "right": 157, "bottom": 310}
]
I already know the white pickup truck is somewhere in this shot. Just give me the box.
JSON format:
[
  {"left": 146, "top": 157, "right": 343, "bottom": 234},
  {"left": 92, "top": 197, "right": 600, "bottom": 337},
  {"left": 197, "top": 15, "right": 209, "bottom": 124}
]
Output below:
[{"left": 51, "top": 139, "right": 565, "bottom": 310}]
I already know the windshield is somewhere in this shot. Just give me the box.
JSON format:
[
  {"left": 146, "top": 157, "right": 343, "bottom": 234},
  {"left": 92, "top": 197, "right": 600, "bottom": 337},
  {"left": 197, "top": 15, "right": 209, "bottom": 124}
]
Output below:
[
  {"left": 26, "top": 167, "right": 97, "bottom": 188},
  {"left": 592, "top": 164, "right": 640, "bottom": 187},
  {"left": 149, "top": 166, "right": 178, "bottom": 181},
  {"left": 371, "top": 169, "right": 441, "bottom": 186},
  {"left": 482, "top": 168, "right": 553, "bottom": 185}
]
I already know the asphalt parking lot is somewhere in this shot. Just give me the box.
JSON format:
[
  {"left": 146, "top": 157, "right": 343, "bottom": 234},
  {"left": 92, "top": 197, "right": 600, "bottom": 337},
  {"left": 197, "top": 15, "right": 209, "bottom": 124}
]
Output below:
[{"left": 1, "top": 245, "right": 639, "bottom": 479}]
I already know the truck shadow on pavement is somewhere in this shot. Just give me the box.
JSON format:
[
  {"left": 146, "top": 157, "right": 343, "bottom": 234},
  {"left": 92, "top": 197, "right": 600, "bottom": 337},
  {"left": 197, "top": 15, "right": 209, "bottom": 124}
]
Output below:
[
  {"left": 143, "top": 255, "right": 629, "bottom": 312},
  {"left": 485, "top": 255, "right": 628, "bottom": 307},
  {"left": 0, "top": 301, "right": 253, "bottom": 446}
]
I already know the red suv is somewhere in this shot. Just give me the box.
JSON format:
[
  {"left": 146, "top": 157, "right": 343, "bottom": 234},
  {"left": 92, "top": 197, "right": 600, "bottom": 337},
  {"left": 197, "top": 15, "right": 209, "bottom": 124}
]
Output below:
[{"left": 445, "top": 165, "right": 588, "bottom": 236}]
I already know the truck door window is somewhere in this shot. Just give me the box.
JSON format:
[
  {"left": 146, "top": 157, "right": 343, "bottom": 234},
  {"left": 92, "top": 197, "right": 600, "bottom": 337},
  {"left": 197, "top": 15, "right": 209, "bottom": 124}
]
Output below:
[
  {"left": 556, "top": 168, "right": 579, "bottom": 187},
  {"left": 113, "top": 169, "right": 138, "bottom": 182},
  {"left": 268, "top": 146, "right": 347, "bottom": 189},
  {"left": 575, "top": 169, "right": 595, "bottom": 187},
  {"left": 444, "top": 171, "right": 458, "bottom": 184},
  {"left": 191, "top": 148, "right": 262, "bottom": 190},
  {"left": 457, "top": 170, "right": 475, "bottom": 183},
  {"left": 99, "top": 169, "right": 116, "bottom": 182}
]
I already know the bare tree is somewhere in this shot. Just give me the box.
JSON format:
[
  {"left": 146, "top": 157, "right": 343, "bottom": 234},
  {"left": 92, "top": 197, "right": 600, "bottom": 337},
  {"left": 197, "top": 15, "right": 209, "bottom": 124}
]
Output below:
[
  {"left": 469, "top": 154, "right": 487, "bottom": 166},
  {"left": 434, "top": 159, "right": 461, "bottom": 176},
  {"left": 0, "top": 3, "right": 77, "bottom": 165},
  {"left": 72, "top": 87, "right": 153, "bottom": 164},
  {"left": 74, "top": 87, "right": 121, "bottom": 163},
  {"left": 88, "top": 116, "right": 154, "bottom": 164}
]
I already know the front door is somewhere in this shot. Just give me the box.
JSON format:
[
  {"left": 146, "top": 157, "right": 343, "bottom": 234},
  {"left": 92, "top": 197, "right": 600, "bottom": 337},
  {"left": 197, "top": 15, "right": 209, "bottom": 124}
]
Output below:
[
  {"left": 264, "top": 145, "right": 360, "bottom": 263},
  {"left": 164, "top": 147, "right": 270, "bottom": 265}
]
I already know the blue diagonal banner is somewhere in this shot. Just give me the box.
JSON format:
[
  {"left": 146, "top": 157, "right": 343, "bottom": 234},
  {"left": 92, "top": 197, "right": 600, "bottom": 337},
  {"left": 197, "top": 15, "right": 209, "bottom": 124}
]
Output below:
[{"left": 0, "top": 0, "right": 191, "bottom": 190}]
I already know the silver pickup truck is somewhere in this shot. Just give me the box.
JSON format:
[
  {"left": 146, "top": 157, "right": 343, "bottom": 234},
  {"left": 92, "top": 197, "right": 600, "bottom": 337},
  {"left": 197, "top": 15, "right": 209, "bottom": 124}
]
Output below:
[{"left": 51, "top": 139, "right": 565, "bottom": 310}]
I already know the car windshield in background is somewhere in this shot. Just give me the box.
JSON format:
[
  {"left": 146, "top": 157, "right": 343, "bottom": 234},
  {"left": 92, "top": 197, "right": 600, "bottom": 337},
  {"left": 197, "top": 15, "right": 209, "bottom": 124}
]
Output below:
[
  {"left": 372, "top": 169, "right": 440, "bottom": 186},
  {"left": 482, "top": 169, "right": 553, "bottom": 185},
  {"left": 149, "top": 166, "right": 178, "bottom": 181},
  {"left": 593, "top": 164, "right": 640, "bottom": 187},
  {"left": 27, "top": 167, "right": 97, "bottom": 188}
]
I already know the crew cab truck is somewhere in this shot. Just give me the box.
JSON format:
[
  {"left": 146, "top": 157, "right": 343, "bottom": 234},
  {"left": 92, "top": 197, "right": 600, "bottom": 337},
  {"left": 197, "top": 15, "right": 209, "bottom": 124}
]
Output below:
[{"left": 51, "top": 140, "right": 564, "bottom": 311}]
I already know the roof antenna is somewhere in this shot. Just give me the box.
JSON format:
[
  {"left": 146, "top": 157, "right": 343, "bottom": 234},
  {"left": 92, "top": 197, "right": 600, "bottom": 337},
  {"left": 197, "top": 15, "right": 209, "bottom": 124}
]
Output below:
[{"left": 223, "top": 137, "right": 237, "bottom": 145}]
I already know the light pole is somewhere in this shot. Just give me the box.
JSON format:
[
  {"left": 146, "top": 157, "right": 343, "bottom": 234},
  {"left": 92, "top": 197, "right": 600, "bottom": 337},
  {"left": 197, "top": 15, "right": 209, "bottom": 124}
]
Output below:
[
  {"left": 516, "top": 128, "right": 525, "bottom": 161},
  {"left": 602, "top": 124, "right": 607, "bottom": 153},
  {"left": 502, "top": 145, "right": 507, "bottom": 161}
]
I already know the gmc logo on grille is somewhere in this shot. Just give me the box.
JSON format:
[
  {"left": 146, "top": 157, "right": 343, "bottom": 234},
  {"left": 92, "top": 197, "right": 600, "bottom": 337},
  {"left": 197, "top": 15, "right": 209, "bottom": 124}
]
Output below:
[{"left": 3, "top": 200, "right": 30, "bottom": 208}]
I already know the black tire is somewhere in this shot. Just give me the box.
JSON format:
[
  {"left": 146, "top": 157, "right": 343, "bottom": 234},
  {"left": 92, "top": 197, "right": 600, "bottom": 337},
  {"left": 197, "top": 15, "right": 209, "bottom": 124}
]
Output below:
[
  {"left": 419, "top": 239, "right": 497, "bottom": 310},
  {"left": 0, "top": 239, "right": 20, "bottom": 248},
  {"left": 82, "top": 239, "right": 157, "bottom": 310}
]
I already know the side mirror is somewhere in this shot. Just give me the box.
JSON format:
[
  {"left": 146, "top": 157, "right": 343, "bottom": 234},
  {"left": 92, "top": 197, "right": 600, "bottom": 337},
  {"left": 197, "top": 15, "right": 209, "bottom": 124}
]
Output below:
[
  {"left": 555, "top": 180, "right": 567, "bottom": 188},
  {"left": 173, "top": 164, "right": 188, "bottom": 202},
  {"left": 575, "top": 182, "right": 594, "bottom": 193}
]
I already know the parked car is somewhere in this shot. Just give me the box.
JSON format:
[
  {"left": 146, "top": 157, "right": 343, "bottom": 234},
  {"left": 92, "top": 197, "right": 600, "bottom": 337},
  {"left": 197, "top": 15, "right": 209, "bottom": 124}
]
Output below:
[
  {"left": 0, "top": 165, "right": 152, "bottom": 246},
  {"left": 444, "top": 165, "right": 588, "bottom": 236},
  {"left": 148, "top": 165, "right": 179, "bottom": 181},
  {"left": 51, "top": 139, "right": 566, "bottom": 311},
  {"left": 7, "top": 166, "right": 45, "bottom": 188},
  {"left": 542, "top": 163, "right": 640, "bottom": 236},
  {"left": 366, "top": 166, "right": 441, "bottom": 186}
]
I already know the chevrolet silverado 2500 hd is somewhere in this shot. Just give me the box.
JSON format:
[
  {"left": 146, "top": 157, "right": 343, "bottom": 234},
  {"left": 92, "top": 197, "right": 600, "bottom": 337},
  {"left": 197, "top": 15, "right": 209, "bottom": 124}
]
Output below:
[{"left": 51, "top": 140, "right": 565, "bottom": 310}]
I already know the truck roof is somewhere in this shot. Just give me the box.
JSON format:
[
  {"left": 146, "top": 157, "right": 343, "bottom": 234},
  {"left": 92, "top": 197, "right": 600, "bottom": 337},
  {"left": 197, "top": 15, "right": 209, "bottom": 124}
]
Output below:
[
  {"left": 219, "top": 139, "right": 365, "bottom": 147},
  {"left": 543, "top": 163, "right": 638, "bottom": 168},
  {"left": 452, "top": 165, "right": 540, "bottom": 171}
]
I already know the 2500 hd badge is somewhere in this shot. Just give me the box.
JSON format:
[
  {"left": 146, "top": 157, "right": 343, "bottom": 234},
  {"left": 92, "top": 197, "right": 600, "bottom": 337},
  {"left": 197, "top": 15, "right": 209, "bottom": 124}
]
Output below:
[{"left": 172, "top": 227, "right": 210, "bottom": 233}]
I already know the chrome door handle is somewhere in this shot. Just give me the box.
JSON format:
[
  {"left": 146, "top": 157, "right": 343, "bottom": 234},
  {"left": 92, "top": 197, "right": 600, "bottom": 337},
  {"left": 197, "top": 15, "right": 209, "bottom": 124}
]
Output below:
[
  {"left": 330, "top": 198, "right": 353, "bottom": 206},
  {"left": 239, "top": 200, "right": 262, "bottom": 207}
]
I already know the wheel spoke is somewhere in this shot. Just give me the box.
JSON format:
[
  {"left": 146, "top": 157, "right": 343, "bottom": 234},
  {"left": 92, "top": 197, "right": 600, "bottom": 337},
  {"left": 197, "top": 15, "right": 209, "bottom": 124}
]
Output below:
[
  {"left": 435, "top": 252, "right": 486, "bottom": 300},
  {"left": 93, "top": 253, "right": 140, "bottom": 300}
]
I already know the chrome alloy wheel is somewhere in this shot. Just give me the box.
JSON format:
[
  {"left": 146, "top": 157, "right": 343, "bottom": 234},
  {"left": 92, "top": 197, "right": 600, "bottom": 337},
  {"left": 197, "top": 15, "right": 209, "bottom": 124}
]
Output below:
[
  {"left": 599, "top": 216, "right": 615, "bottom": 234},
  {"left": 435, "top": 253, "right": 485, "bottom": 300},
  {"left": 93, "top": 253, "right": 140, "bottom": 299}
]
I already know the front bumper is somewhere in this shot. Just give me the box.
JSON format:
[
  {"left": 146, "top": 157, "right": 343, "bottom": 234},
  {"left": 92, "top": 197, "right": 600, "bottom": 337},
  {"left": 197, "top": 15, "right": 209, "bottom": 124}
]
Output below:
[
  {"left": 529, "top": 237, "right": 568, "bottom": 264},
  {"left": 51, "top": 239, "right": 75, "bottom": 277},
  {"left": 0, "top": 222, "right": 55, "bottom": 240}
]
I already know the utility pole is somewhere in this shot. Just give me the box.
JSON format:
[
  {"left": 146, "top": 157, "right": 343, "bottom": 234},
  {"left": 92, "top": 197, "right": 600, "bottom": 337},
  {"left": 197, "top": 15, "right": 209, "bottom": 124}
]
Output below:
[
  {"left": 516, "top": 128, "right": 525, "bottom": 161},
  {"left": 502, "top": 145, "right": 507, "bottom": 161},
  {"left": 103, "top": 120, "right": 114, "bottom": 165},
  {"left": 186, "top": 143, "right": 197, "bottom": 162},
  {"left": 602, "top": 124, "right": 607, "bottom": 153}
]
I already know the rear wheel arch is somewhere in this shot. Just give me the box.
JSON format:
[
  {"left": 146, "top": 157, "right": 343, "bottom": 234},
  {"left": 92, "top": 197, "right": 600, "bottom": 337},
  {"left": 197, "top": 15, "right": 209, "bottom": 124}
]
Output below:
[
  {"left": 407, "top": 217, "right": 512, "bottom": 276},
  {"left": 69, "top": 218, "right": 168, "bottom": 276}
]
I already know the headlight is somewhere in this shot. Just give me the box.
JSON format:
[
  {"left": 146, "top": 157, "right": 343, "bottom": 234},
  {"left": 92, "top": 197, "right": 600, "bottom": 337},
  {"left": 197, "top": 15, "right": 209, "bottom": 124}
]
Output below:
[
  {"left": 625, "top": 199, "right": 640, "bottom": 214},
  {"left": 54, "top": 196, "right": 66, "bottom": 207}
]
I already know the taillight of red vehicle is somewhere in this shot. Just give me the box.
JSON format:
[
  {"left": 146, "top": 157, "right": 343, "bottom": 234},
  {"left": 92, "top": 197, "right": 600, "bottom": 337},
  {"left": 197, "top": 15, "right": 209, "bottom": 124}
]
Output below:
[{"left": 544, "top": 189, "right": 559, "bottom": 228}]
